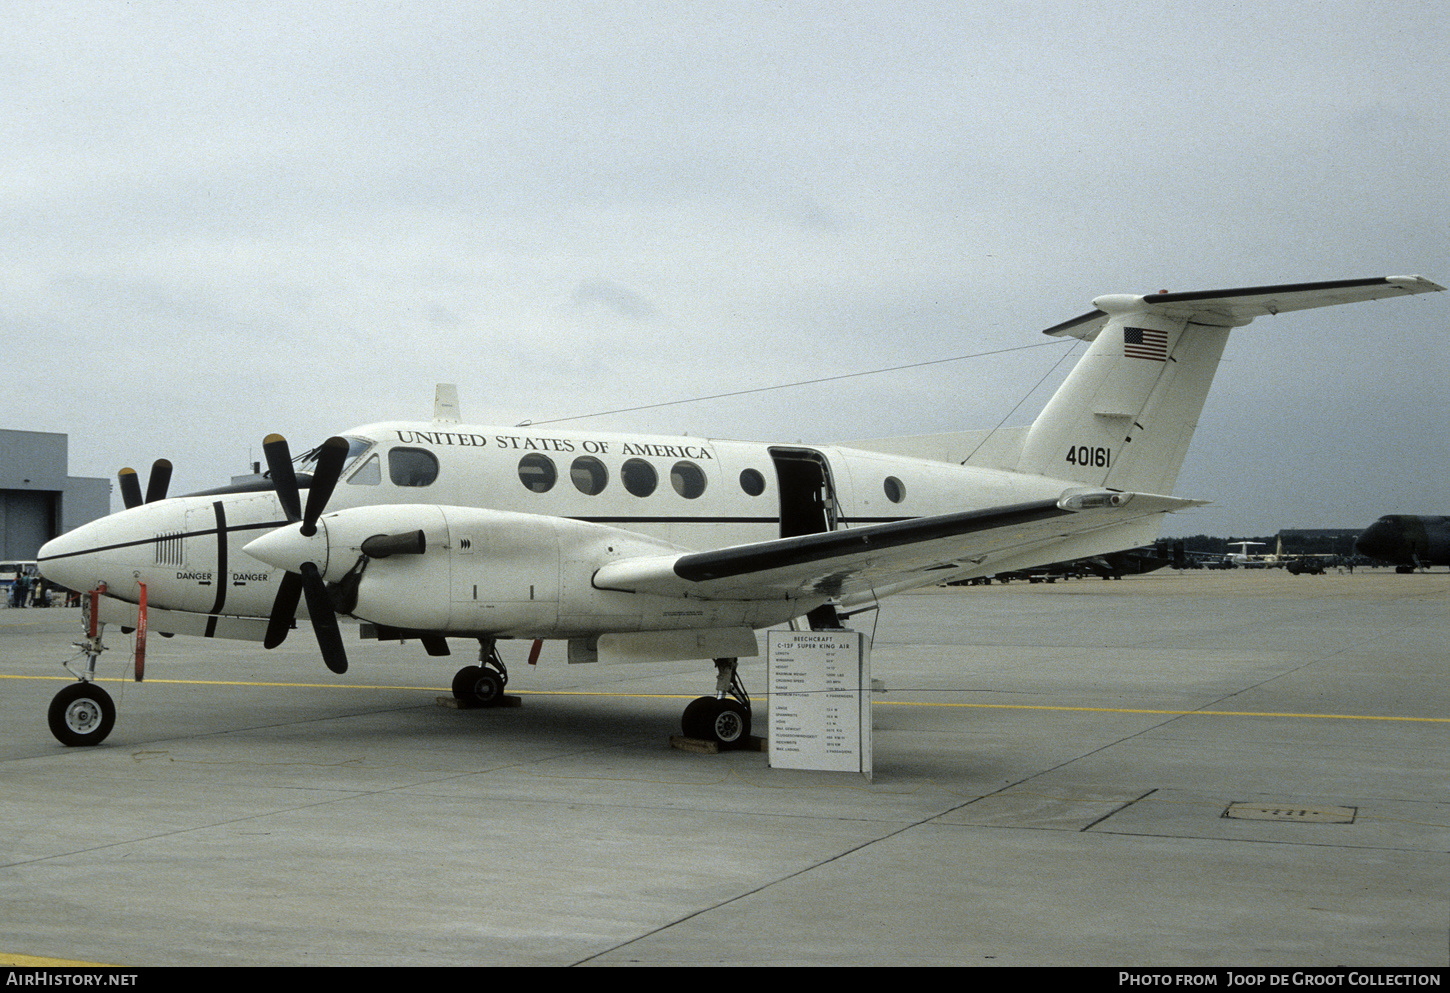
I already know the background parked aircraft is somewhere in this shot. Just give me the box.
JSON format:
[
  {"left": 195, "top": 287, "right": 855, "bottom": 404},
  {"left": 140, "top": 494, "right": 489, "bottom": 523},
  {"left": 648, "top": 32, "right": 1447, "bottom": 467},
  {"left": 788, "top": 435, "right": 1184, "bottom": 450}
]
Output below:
[{"left": 1354, "top": 515, "right": 1450, "bottom": 571}]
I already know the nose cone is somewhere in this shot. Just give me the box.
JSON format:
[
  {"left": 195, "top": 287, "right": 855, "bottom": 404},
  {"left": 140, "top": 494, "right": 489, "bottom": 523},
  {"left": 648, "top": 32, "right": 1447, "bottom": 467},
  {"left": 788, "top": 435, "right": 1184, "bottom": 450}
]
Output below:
[
  {"left": 1354, "top": 517, "right": 1406, "bottom": 563},
  {"left": 38, "top": 514, "right": 136, "bottom": 595},
  {"left": 243, "top": 520, "right": 329, "bottom": 575},
  {"left": 37, "top": 527, "right": 98, "bottom": 593},
  {"left": 38, "top": 501, "right": 185, "bottom": 599}
]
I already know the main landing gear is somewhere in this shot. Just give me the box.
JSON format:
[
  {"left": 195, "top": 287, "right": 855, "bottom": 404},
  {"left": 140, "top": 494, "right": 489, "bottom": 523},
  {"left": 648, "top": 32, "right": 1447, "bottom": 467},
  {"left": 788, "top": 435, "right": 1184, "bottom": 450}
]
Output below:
[
  {"left": 680, "top": 657, "right": 752, "bottom": 748},
  {"left": 451, "top": 639, "right": 509, "bottom": 707}
]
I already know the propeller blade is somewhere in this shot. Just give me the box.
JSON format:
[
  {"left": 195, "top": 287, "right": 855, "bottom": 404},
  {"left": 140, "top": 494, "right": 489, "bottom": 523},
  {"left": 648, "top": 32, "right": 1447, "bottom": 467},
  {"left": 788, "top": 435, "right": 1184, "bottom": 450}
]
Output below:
[
  {"left": 119, "top": 468, "right": 143, "bottom": 510},
  {"left": 263, "top": 434, "right": 302, "bottom": 523},
  {"left": 300, "top": 561, "right": 348, "bottom": 674},
  {"left": 263, "top": 570, "right": 303, "bottom": 650},
  {"left": 360, "top": 530, "right": 427, "bottom": 559},
  {"left": 300, "top": 436, "right": 349, "bottom": 536},
  {"left": 144, "top": 459, "right": 173, "bottom": 504}
]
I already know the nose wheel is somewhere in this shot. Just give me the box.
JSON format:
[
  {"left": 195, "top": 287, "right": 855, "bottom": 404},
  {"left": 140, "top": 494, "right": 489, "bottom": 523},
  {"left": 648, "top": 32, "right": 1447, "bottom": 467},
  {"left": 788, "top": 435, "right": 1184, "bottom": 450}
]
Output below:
[{"left": 48, "top": 682, "right": 116, "bottom": 746}]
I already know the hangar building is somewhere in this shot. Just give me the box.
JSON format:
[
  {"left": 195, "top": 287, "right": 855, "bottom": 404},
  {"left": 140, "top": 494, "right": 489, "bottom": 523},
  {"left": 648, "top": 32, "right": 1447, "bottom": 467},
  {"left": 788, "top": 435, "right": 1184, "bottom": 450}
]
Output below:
[{"left": 1, "top": 429, "right": 110, "bottom": 560}]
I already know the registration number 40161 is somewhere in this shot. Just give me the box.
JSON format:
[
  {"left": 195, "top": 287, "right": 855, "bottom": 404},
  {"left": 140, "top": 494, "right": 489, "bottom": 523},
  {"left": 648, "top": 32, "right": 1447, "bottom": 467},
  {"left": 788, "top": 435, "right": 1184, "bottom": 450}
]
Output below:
[{"left": 1065, "top": 445, "right": 1111, "bottom": 467}]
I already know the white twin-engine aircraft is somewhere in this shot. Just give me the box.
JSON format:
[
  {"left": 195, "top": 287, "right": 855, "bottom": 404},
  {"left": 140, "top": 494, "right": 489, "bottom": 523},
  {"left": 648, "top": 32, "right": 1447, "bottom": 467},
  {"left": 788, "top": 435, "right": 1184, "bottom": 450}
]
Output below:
[{"left": 38, "top": 276, "right": 1444, "bottom": 747}]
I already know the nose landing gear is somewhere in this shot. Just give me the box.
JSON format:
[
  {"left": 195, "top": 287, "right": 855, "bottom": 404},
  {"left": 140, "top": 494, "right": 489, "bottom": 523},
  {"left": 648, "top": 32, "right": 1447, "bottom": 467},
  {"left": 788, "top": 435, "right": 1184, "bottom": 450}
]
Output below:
[{"left": 49, "top": 586, "right": 118, "bottom": 746}]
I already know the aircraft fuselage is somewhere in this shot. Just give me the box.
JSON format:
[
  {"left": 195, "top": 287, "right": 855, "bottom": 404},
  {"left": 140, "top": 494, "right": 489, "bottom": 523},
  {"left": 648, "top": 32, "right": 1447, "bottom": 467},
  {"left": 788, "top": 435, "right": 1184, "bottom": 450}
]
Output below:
[
  {"left": 1354, "top": 515, "right": 1450, "bottom": 568},
  {"left": 39, "top": 420, "right": 1114, "bottom": 642}
]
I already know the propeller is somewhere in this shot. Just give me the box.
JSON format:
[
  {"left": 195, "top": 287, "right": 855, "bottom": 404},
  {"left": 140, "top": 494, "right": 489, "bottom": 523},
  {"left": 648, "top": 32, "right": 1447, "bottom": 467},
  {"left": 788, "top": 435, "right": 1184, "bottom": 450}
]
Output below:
[
  {"left": 118, "top": 459, "right": 173, "bottom": 509},
  {"left": 259, "top": 434, "right": 351, "bottom": 674}
]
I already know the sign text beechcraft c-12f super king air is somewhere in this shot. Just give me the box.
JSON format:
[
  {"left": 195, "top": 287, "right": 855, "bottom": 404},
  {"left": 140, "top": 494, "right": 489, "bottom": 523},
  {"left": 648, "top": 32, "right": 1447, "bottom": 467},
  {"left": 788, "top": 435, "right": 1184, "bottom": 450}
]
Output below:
[{"left": 37, "top": 275, "right": 1445, "bottom": 747}]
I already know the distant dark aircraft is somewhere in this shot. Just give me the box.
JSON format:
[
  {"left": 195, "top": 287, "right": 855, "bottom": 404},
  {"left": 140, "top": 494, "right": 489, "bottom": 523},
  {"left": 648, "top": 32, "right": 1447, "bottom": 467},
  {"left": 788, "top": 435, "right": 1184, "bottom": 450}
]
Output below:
[
  {"left": 1354, "top": 515, "right": 1450, "bottom": 572},
  {"left": 964, "top": 541, "right": 1184, "bottom": 584}
]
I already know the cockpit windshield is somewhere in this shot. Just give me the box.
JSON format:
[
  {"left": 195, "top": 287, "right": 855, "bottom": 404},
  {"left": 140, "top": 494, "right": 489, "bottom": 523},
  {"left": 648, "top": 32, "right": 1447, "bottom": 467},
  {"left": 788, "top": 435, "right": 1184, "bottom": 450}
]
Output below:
[
  {"left": 182, "top": 435, "right": 379, "bottom": 500},
  {"left": 297, "top": 436, "right": 375, "bottom": 477}
]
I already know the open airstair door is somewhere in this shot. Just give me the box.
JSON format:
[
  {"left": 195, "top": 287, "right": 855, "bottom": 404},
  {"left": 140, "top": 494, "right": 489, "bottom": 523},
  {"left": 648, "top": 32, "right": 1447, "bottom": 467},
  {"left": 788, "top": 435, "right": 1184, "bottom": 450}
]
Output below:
[{"left": 770, "top": 447, "right": 848, "bottom": 629}]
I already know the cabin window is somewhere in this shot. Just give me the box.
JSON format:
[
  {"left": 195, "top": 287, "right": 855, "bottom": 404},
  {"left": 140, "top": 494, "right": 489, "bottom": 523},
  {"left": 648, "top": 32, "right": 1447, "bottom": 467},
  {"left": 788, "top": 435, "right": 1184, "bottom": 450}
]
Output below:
[
  {"left": 884, "top": 476, "right": 905, "bottom": 503},
  {"left": 570, "top": 456, "right": 609, "bottom": 495},
  {"left": 621, "top": 458, "right": 658, "bottom": 497},
  {"left": 388, "top": 448, "right": 439, "bottom": 487},
  {"left": 671, "top": 461, "right": 707, "bottom": 499},
  {"left": 347, "top": 455, "right": 381, "bottom": 486},
  {"left": 518, "top": 454, "right": 557, "bottom": 493},
  {"left": 739, "top": 468, "right": 765, "bottom": 496}
]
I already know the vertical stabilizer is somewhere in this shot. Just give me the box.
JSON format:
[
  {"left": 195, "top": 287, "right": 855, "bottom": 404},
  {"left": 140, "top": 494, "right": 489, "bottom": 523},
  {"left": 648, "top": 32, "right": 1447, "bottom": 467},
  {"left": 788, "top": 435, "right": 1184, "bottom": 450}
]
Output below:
[
  {"left": 1014, "top": 276, "right": 1444, "bottom": 493},
  {"left": 840, "top": 276, "right": 1442, "bottom": 486},
  {"left": 1015, "top": 302, "right": 1228, "bottom": 493}
]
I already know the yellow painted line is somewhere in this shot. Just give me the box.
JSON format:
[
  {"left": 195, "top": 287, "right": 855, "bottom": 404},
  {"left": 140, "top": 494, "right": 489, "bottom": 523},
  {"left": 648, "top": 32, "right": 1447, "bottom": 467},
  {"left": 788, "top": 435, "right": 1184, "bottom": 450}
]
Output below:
[
  {"left": 872, "top": 699, "right": 1450, "bottom": 723},
  {"left": 0, "top": 672, "right": 695, "bottom": 698},
  {"left": 3, "top": 673, "right": 1441, "bottom": 724},
  {"left": 0, "top": 952, "right": 119, "bottom": 967}
]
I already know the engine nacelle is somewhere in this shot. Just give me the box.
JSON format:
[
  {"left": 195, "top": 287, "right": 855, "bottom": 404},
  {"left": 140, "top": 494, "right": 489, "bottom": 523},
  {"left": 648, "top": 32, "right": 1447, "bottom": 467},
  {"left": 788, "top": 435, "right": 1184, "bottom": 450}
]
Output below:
[{"left": 245, "top": 504, "right": 707, "bottom": 638}]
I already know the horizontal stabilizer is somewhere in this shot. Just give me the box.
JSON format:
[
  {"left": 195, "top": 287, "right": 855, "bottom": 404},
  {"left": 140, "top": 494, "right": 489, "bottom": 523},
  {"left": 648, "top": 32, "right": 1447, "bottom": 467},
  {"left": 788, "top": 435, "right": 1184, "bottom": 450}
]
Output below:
[{"left": 1045, "top": 275, "right": 1445, "bottom": 339}]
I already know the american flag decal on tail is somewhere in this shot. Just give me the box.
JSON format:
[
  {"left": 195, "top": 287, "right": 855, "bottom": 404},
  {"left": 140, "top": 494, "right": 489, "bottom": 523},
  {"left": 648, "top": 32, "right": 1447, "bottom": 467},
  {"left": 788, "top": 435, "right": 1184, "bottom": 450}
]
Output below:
[{"left": 1123, "top": 327, "right": 1168, "bottom": 361}]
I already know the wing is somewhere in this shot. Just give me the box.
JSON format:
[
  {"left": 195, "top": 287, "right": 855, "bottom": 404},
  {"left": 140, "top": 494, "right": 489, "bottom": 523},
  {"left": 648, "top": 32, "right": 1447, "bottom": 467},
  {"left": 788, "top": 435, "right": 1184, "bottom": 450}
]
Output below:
[{"left": 593, "top": 490, "right": 1202, "bottom": 602}]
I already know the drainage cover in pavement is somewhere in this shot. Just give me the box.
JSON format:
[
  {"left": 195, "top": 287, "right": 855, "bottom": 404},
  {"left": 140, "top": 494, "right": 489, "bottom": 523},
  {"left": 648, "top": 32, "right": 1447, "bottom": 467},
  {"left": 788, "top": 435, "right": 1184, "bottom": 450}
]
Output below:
[{"left": 1223, "top": 802, "right": 1356, "bottom": 823}]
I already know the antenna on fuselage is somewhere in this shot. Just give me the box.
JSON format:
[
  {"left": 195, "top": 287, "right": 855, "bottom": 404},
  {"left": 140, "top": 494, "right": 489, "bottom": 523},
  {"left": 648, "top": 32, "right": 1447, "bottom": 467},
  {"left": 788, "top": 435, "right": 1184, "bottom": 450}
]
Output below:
[{"left": 434, "top": 384, "right": 460, "bottom": 424}]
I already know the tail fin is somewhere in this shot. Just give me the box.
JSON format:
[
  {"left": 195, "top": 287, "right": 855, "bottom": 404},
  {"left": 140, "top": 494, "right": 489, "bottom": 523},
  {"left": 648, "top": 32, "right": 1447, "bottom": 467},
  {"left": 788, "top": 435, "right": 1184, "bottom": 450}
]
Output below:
[
  {"left": 1014, "top": 276, "right": 1444, "bottom": 493},
  {"left": 1014, "top": 301, "right": 1227, "bottom": 493}
]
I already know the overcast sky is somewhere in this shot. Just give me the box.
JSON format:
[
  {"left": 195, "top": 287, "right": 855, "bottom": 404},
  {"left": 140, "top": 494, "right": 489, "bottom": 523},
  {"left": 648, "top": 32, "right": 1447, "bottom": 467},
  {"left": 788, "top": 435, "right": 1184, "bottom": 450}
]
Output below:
[{"left": 4, "top": 0, "right": 1446, "bottom": 536}]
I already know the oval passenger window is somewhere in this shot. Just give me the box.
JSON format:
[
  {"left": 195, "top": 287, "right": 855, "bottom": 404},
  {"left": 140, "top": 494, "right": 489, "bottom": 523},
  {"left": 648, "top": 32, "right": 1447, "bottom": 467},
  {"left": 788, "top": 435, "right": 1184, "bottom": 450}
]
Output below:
[
  {"left": 671, "top": 461, "right": 707, "bottom": 499},
  {"left": 518, "top": 454, "right": 557, "bottom": 493},
  {"left": 571, "top": 456, "right": 609, "bottom": 495}
]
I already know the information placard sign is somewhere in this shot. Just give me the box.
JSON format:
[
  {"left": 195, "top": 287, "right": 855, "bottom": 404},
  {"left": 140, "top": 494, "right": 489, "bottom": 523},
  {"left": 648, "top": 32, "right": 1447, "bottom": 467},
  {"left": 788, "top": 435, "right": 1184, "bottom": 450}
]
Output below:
[{"left": 767, "top": 630, "right": 871, "bottom": 780}]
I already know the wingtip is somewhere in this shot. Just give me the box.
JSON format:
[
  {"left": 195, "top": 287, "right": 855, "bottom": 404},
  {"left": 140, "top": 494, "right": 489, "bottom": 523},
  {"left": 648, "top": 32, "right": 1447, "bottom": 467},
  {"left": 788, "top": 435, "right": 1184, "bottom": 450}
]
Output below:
[{"left": 1386, "top": 275, "right": 1447, "bottom": 293}]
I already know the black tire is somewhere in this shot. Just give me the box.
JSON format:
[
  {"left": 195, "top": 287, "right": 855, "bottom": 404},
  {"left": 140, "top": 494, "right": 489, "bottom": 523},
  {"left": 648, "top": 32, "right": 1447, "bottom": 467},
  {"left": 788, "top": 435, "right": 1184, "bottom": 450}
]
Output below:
[
  {"left": 681, "top": 696, "right": 715, "bottom": 739},
  {"left": 452, "top": 666, "right": 505, "bottom": 707},
  {"left": 687, "top": 698, "right": 750, "bottom": 747},
  {"left": 708, "top": 699, "right": 750, "bottom": 746},
  {"left": 472, "top": 669, "right": 504, "bottom": 707},
  {"left": 48, "top": 683, "right": 116, "bottom": 747},
  {"left": 452, "top": 665, "right": 484, "bottom": 701}
]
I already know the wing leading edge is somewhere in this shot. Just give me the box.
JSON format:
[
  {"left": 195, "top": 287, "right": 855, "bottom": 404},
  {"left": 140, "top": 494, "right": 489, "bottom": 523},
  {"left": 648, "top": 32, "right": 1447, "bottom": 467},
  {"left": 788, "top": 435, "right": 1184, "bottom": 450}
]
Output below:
[{"left": 593, "top": 491, "right": 1203, "bottom": 603}]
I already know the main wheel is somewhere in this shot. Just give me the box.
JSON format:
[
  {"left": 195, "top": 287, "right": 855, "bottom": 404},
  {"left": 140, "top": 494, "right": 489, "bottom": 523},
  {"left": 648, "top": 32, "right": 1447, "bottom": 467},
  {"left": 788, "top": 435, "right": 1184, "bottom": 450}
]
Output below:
[
  {"left": 682, "top": 697, "right": 750, "bottom": 747},
  {"left": 48, "top": 683, "right": 116, "bottom": 747},
  {"left": 452, "top": 665, "right": 484, "bottom": 701},
  {"left": 471, "top": 669, "right": 504, "bottom": 707},
  {"left": 681, "top": 696, "right": 715, "bottom": 739},
  {"left": 704, "top": 699, "right": 750, "bottom": 746},
  {"left": 452, "top": 665, "right": 505, "bottom": 707}
]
